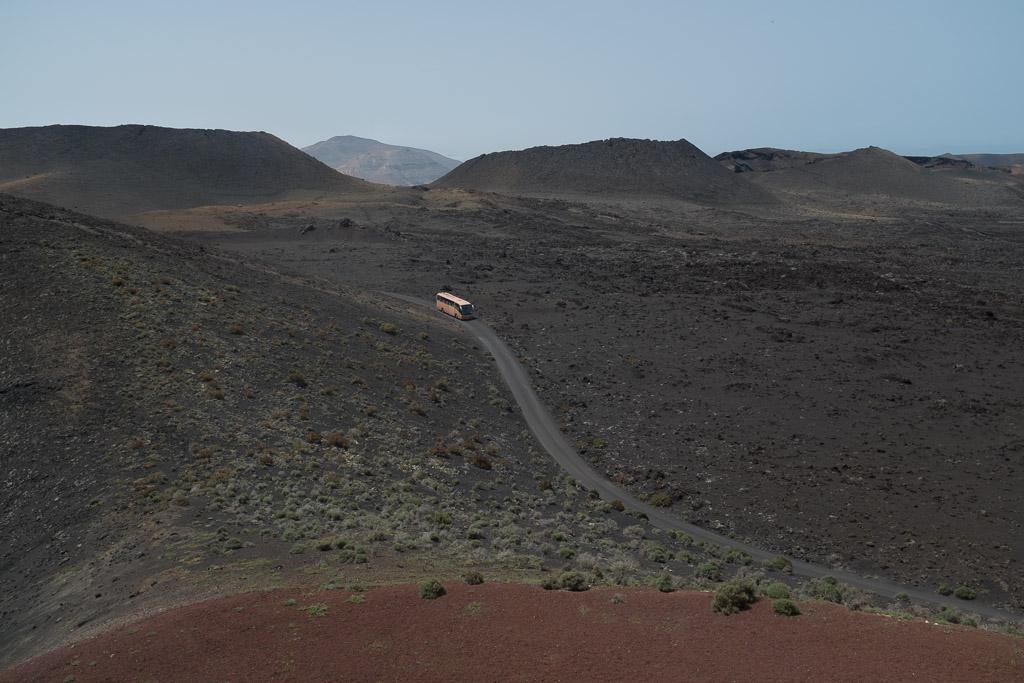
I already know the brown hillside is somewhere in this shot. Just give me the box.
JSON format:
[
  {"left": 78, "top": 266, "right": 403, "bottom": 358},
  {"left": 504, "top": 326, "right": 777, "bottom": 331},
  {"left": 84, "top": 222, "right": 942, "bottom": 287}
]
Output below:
[
  {"left": 434, "top": 138, "right": 776, "bottom": 206},
  {"left": 5, "top": 583, "right": 1021, "bottom": 683},
  {"left": 0, "top": 124, "right": 372, "bottom": 218}
]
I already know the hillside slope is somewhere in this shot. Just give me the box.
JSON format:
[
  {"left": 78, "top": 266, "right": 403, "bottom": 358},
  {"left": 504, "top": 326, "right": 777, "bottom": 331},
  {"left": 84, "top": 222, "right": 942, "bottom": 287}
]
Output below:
[
  {"left": 434, "top": 138, "right": 775, "bottom": 206},
  {"left": 0, "top": 194, "right": 743, "bottom": 670},
  {"left": 303, "top": 135, "right": 459, "bottom": 185},
  {"left": 0, "top": 125, "right": 372, "bottom": 218}
]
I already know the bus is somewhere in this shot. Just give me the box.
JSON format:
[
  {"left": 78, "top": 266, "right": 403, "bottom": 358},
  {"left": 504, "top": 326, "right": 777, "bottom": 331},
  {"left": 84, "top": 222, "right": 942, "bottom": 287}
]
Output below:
[{"left": 435, "top": 292, "right": 476, "bottom": 320}]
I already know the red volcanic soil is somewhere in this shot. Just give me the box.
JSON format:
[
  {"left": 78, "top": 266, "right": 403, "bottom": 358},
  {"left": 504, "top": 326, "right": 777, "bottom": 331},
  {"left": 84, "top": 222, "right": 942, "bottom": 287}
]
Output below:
[{"left": 4, "top": 583, "right": 1021, "bottom": 683}]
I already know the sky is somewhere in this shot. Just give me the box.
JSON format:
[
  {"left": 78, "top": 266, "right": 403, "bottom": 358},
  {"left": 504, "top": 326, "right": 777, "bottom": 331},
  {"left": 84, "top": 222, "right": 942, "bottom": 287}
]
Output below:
[{"left": 2, "top": 0, "right": 1022, "bottom": 160}]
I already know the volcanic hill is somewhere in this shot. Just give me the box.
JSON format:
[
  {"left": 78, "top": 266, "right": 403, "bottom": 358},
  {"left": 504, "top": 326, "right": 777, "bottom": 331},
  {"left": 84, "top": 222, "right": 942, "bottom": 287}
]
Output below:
[
  {"left": 433, "top": 137, "right": 775, "bottom": 205},
  {"left": 0, "top": 124, "right": 372, "bottom": 218},
  {"left": 729, "top": 145, "right": 1024, "bottom": 207},
  {"left": 303, "top": 135, "right": 460, "bottom": 186},
  {"left": 714, "top": 147, "right": 831, "bottom": 173}
]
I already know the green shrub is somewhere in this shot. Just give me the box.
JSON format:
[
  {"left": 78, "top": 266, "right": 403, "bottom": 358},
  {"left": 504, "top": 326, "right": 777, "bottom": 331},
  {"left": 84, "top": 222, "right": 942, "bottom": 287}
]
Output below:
[
  {"left": 559, "top": 572, "right": 589, "bottom": 592},
  {"left": 772, "top": 598, "right": 800, "bottom": 616},
  {"left": 953, "top": 585, "right": 976, "bottom": 600},
  {"left": 419, "top": 580, "right": 446, "bottom": 599},
  {"left": 379, "top": 322, "right": 398, "bottom": 335},
  {"left": 656, "top": 574, "right": 674, "bottom": 593},
  {"left": 767, "top": 555, "right": 793, "bottom": 573},
  {"left": 804, "top": 576, "right": 843, "bottom": 604},
  {"left": 648, "top": 491, "right": 672, "bottom": 507},
  {"left": 696, "top": 560, "right": 722, "bottom": 581},
  {"left": 609, "top": 499, "right": 626, "bottom": 512},
  {"left": 712, "top": 579, "right": 758, "bottom": 615},
  {"left": 937, "top": 582, "right": 954, "bottom": 596},
  {"left": 463, "top": 571, "right": 485, "bottom": 585},
  {"left": 304, "top": 602, "right": 328, "bottom": 617},
  {"left": 763, "top": 582, "right": 790, "bottom": 599}
]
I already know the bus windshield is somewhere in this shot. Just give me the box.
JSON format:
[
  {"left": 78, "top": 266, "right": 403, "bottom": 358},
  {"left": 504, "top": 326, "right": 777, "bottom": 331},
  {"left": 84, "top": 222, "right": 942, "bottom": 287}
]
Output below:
[{"left": 460, "top": 304, "right": 474, "bottom": 314}]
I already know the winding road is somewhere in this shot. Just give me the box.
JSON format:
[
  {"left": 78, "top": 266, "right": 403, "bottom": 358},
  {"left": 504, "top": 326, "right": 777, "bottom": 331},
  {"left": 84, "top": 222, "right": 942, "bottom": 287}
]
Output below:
[{"left": 385, "top": 293, "right": 1019, "bottom": 622}]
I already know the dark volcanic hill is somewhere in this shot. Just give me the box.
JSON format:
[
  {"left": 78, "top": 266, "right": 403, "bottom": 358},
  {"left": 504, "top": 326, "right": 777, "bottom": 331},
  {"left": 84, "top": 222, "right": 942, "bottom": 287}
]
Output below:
[
  {"left": 434, "top": 138, "right": 775, "bottom": 205},
  {"left": 738, "top": 146, "right": 1023, "bottom": 207},
  {"left": 944, "top": 152, "right": 1024, "bottom": 167},
  {"left": 714, "top": 148, "right": 831, "bottom": 173},
  {"left": 303, "top": 135, "right": 459, "bottom": 186},
  {"left": 0, "top": 124, "right": 372, "bottom": 218}
]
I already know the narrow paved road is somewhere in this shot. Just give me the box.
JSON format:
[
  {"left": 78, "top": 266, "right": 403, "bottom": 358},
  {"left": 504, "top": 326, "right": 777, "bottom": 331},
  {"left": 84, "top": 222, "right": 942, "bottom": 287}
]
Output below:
[{"left": 384, "top": 293, "right": 1019, "bottom": 622}]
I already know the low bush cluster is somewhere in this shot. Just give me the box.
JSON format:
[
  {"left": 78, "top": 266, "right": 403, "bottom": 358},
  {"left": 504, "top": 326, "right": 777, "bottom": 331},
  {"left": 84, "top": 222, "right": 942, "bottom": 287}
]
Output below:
[{"left": 712, "top": 579, "right": 758, "bottom": 615}]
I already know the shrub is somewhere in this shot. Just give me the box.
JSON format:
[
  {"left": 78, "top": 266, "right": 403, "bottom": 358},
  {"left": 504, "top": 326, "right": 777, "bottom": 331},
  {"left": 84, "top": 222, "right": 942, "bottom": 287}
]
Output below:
[
  {"left": 420, "top": 580, "right": 446, "bottom": 599},
  {"left": 656, "top": 574, "right": 674, "bottom": 593},
  {"left": 772, "top": 598, "right": 800, "bottom": 616},
  {"left": 379, "top": 322, "right": 398, "bottom": 335},
  {"left": 648, "top": 491, "right": 673, "bottom": 507},
  {"left": 471, "top": 455, "right": 492, "bottom": 470},
  {"left": 304, "top": 603, "right": 328, "bottom": 617},
  {"left": 954, "top": 585, "right": 977, "bottom": 600},
  {"left": 229, "top": 323, "right": 245, "bottom": 335},
  {"left": 763, "top": 582, "right": 790, "bottom": 599},
  {"left": 325, "top": 431, "right": 349, "bottom": 448},
  {"left": 559, "top": 572, "right": 590, "bottom": 592},
  {"left": 609, "top": 499, "right": 625, "bottom": 512},
  {"left": 287, "top": 370, "right": 308, "bottom": 387},
  {"left": 610, "top": 593, "right": 626, "bottom": 604},
  {"left": 306, "top": 431, "right": 322, "bottom": 444},
  {"left": 537, "top": 479, "right": 552, "bottom": 491},
  {"left": 804, "top": 576, "right": 843, "bottom": 604},
  {"left": 894, "top": 592, "right": 909, "bottom": 603},
  {"left": 712, "top": 579, "right": 758, "bottom": 615},
  {"left": 937, "top": 582, "right": 954, "bottom": 596},
  {"left": 696, "top": 561, "right": 722, "bottom": 581},
  {"left": 463, "top": 571, "right": 485, "bottom": 585},
  {"left": 767, "top": 555, "right": 793, "bottom": 574}
]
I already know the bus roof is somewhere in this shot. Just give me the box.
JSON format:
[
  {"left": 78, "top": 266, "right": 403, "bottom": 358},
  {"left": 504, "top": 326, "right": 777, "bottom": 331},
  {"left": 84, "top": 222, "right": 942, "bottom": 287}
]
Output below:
[{"left": 436, "top": 291, "right": 473, "bottom": 307}]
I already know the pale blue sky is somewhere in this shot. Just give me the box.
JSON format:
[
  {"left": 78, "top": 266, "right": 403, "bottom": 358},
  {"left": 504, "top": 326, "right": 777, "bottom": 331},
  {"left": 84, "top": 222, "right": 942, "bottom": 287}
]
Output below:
[{"left": 2, "top": 0, "right": 1022, "bottom": 160}]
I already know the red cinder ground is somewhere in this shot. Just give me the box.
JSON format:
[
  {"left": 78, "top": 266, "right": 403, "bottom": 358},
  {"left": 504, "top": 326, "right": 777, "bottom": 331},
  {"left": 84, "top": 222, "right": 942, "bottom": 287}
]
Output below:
[{"left": 4, "top": 583, "right": 1021, "bottom": 683}]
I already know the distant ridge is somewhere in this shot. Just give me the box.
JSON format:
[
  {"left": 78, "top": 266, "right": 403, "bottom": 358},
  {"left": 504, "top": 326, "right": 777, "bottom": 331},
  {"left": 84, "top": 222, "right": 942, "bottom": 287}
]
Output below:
[
  {"left": 0, "top": 124, "right": 372, "bottom": 217},
  {"left": 718, "top": 145, "right": 1023, "bottom": 206},
  {"left": 303, "top": 135, "right": 459, "bottom": 186},
  {"left": 714, "top": 148, "right": 830, "bottom": 173},
  {"left": 943, "top": 152, "right": 1024, "bottom": 176},
  {"left": 434, "top": 137, "right": 774, "bottom": 205}
]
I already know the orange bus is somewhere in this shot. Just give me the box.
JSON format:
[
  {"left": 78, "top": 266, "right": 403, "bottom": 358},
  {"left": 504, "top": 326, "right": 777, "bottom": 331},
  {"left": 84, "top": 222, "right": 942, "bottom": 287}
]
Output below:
[{"left": 435, "top": 292, "right": 476, "bottom": 320}]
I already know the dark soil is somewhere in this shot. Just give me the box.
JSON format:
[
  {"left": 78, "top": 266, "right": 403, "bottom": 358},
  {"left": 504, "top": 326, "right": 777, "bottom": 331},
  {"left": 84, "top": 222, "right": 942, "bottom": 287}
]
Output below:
[
  {"left": 0, "top": 193, "right": 744, "bottom": 670},
  {"left": 193, "top": 185, "right": 1024, "bottom": 611}
]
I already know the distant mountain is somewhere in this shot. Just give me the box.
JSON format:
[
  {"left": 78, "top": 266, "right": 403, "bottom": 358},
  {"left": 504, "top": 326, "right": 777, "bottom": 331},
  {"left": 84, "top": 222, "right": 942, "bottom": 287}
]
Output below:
[
  {"left": 434, "top": 137, "right": 775, "bottom": 205},
  {"left": 0, "top": 124, "right": 370, "bottom": 218},
  {"left": 302, "top": 135, "right": 460, "bottom": 186},
  {"left": 715, "top": 148, "right": 831, "bottom": 173},
  {"left": 716, "top": 145, "right": 1024, "bottom": 206},
  {"left": 943, "top": 153, "right": 1024, "bottom": 176},
  {"left": 943, "top": 152, "right": 1024, "bottom": 166}
]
